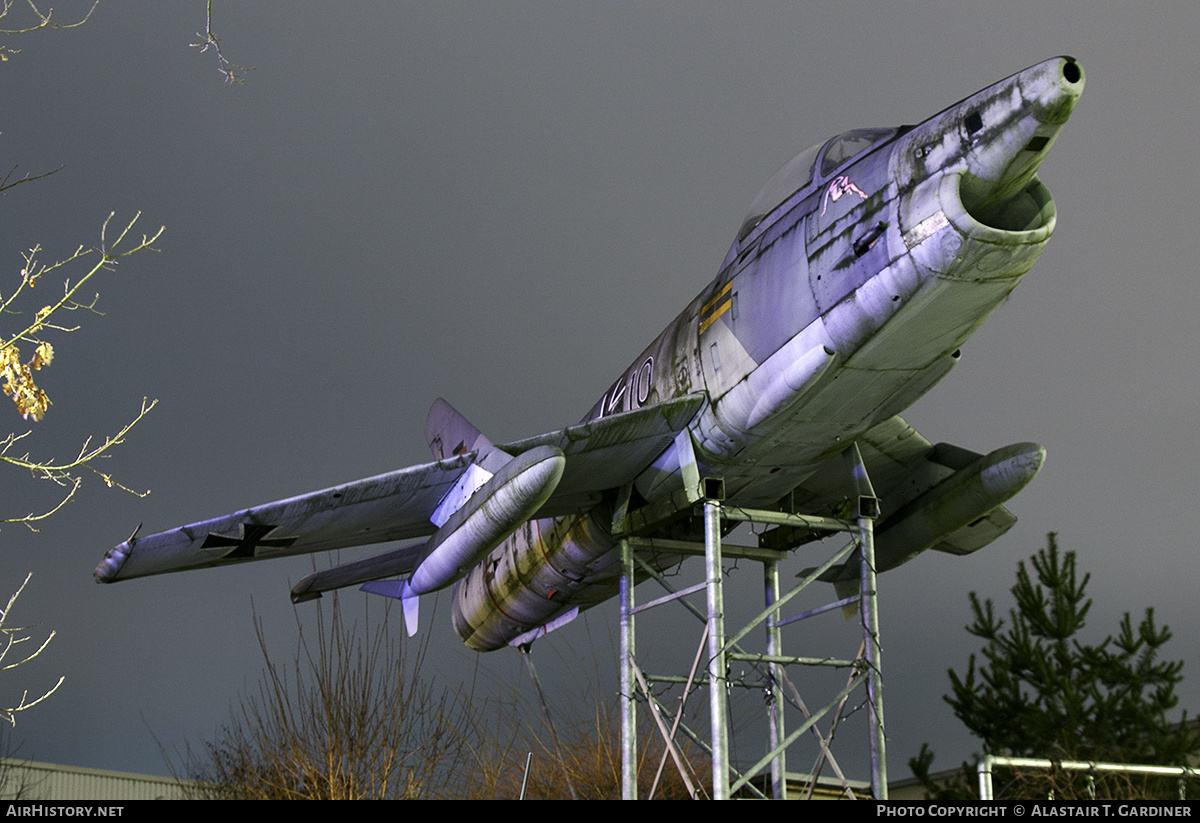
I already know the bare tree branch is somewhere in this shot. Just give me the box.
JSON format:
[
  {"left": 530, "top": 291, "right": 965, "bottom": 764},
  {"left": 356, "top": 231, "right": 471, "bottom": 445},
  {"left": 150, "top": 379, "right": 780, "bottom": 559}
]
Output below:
[
  {"left": 1, "top": 396, "right": 157, "bottom": 528},
  {"left": 0, "top": 0, "right": 96, "bottom": 35},
  {"left": 191, "top": 0, "right": 252, "bottom": 85},
  {"left": 0, "top": 574, "right": 62, "bottom": 726},
  {"left": 0, "top": 164, "right": 64, "bottom": 197},
  {"left": 0, "top": 211, "right": 162, "bottom": 527}
]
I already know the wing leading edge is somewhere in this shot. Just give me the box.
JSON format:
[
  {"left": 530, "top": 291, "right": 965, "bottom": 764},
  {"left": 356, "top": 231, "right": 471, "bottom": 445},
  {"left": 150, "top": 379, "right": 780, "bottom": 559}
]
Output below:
[
  {"left": 93, "top": 454, "right": 477, "bottom": 584},
  {"left": 94, "top": 394, "right": 706, "bottom": 586}
]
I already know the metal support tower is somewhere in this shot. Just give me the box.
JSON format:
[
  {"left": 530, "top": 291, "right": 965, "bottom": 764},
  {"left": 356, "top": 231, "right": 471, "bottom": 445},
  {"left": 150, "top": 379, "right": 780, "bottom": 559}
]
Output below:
[{"left": 613, "top": 440, "right": 886, "bottom": 800}]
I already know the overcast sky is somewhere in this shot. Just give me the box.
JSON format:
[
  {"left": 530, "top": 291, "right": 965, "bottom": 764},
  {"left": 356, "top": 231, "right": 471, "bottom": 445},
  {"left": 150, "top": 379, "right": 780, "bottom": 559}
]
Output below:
[{"left": 2, "top": 0, "right": 1198, "bottom": 787}]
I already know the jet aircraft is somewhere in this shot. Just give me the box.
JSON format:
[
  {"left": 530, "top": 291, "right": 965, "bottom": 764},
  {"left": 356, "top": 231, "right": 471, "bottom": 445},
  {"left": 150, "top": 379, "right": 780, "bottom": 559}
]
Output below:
[{"left": 95, "top": 57, "right": 1083, "bottom": 653}]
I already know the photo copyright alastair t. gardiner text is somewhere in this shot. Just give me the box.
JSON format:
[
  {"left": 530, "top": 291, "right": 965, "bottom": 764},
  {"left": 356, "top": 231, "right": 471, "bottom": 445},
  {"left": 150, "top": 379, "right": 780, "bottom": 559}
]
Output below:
[{"left": 876, "top": 804, "right": 1196, "bottom": 817}]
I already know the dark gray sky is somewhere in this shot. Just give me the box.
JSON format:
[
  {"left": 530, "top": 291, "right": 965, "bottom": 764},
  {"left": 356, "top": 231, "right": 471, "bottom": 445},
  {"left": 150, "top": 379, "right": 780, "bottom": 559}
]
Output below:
[{"left": 2, "top": 0, "right": 1198, "bottom": 785}]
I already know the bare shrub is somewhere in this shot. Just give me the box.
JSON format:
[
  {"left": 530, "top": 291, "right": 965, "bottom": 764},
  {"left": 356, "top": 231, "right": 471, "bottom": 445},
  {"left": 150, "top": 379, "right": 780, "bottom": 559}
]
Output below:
[
  {"left": 466, "top": 695, "right": 710, "bottom": 800},
  {"left": 181, "top": 596, "right": 486, "bottom": 800}
]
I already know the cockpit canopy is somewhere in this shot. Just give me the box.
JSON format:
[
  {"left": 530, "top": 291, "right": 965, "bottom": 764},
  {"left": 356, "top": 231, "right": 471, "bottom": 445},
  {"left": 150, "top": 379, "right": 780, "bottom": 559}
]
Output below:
[
  {"left": 736, "top": 142, "right": 822, "bottom": 242},
  {"left": 736, "top": 128, "right": 896, "bottom": 243}
]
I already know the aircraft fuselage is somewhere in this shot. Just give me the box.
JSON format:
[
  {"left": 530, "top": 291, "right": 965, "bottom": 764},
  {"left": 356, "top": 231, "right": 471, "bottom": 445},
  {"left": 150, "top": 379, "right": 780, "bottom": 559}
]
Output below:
[{"left": 451, "top": 57, "right": 1083, "bottom": 650}]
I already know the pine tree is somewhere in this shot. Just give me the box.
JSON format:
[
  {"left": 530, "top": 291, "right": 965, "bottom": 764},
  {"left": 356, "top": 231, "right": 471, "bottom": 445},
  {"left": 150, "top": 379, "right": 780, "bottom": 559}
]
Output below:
[{"left": 911, "top": 534, "right": 1197, "bottom": 799}]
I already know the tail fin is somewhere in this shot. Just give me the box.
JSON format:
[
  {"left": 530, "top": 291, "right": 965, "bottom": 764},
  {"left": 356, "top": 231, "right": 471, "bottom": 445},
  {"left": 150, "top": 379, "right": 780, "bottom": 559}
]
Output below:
[
  {"left": 425, "top": 398, "right": 515, "bottom": 527},
  {"left": 427, "top": 398, "right": 497, "bottom": 462}
]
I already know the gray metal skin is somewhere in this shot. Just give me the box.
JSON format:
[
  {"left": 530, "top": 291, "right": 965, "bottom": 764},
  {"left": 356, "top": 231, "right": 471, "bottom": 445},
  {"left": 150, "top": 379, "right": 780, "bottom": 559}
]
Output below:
[
  {"left": 452, "top": 57, "right": 1083, "bottom": 651},
  {"left": 289, "top": 444, "right": 565, "bottom": 610},
  {"left": 95, "top": 58, "right": 1082, "bottom": 657}
]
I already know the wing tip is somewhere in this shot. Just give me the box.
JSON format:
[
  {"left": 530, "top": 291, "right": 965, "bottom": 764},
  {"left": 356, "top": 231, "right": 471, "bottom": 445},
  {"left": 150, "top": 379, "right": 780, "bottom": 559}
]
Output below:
[{"left": 93, "top": 540, "right": 132, "bottom": 584}]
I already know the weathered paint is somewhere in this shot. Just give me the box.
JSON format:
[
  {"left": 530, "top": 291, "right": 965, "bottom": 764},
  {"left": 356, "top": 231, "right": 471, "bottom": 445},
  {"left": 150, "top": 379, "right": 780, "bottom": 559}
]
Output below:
[
  {"left": 451, "top": 57, "right": 1082, "bottom": 650},
  {"left": 96, "top": 59, "right": 1083, "bottom": 657}
]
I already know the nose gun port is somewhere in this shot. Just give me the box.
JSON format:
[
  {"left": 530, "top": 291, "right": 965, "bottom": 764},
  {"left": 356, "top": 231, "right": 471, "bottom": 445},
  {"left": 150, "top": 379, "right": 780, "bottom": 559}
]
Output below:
[
  {"left": 958, "top": 57, "right": 1082, "bottom": 232},
  {"left": 1029, "top": 56, "right": 1084, "bottom": 125}
]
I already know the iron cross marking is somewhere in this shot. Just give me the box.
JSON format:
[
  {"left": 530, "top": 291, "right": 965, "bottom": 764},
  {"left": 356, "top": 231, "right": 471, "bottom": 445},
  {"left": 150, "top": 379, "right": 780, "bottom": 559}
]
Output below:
[{"left": 201, "top": 523, "right": 298, "bottom": 560}]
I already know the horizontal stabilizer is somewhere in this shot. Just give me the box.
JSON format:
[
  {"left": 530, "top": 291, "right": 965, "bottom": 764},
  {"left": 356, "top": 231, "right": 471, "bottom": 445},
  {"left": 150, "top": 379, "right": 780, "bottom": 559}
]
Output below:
[
  {"left": 290, "top": 542, "right": 427, "bottom": 603},
  {"left": 360, "top": 579, "right": 406, "bottom": 601}
]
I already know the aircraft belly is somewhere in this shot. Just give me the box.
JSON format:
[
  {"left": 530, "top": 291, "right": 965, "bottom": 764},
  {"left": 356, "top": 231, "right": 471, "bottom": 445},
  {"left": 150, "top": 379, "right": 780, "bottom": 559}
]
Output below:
[{"left": 694, "top": 288, "right": 1017, "bottom": 508}]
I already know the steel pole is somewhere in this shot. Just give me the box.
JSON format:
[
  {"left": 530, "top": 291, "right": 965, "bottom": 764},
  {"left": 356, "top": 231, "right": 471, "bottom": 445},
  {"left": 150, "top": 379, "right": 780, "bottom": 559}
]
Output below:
[
  {"left": 860, "top": 509, "right": 887, "bottom": 799},
  {"left": 840, "top": 451, "right": 888, "bottom": 801},
  {"left": 704, "top": 497, "right": 730, "bottom": 800},
  {"left": 844, "top": 443, "right": 886, "bottom": 800},
  {"left": 765, "top": 558, "right": 786, "bottom": 799},
  {"left": 620, "top": 536, "right": 637, "bottom": 800}
]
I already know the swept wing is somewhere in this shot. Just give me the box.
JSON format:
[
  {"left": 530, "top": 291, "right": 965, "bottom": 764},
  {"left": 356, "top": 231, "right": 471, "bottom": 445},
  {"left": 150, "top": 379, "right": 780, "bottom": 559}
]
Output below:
[
  {"left": 94, "top": 394, "right": 704, "bottom": 585},
  {"left": 781, "top": 416, "right": 1044, "bottom": 578}
]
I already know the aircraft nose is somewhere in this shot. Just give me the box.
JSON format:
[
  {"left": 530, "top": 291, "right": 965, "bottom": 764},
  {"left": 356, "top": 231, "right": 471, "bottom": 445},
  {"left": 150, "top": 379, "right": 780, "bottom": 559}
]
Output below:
[
  {"left": 1021, "top": 56, "right": 1084, "bottom": 126},
  {"left": 947, "top": 56, "right": 1083, "bottom": 228}
]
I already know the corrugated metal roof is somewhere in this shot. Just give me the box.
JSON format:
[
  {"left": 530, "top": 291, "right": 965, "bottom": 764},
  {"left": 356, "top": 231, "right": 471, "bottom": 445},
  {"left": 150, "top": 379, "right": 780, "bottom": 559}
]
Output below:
[{"left": 1, "top": 759, "right": 190, "bottom": 801}]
